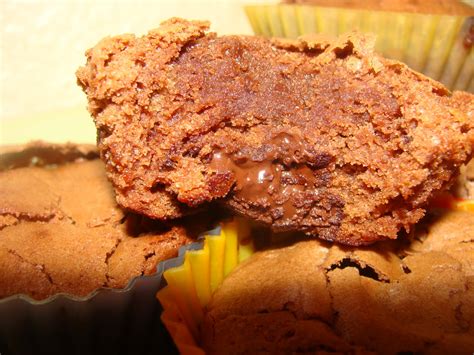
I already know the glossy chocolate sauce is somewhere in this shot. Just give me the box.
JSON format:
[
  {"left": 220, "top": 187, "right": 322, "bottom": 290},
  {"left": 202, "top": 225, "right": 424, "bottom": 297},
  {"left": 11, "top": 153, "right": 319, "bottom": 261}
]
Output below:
[{"left": 209, "top": 133, "right": 331, "bottom": 223}]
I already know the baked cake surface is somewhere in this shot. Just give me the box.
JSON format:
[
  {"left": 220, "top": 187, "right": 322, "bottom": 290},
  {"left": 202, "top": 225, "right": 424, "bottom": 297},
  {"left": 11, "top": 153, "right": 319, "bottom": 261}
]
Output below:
[
  {"left": 77, "top": 18, "right": 474, "bottom": 245},
  {"left": 0, "top": 144, "right": 197, "bottom": 300},
  {"left": 202, "top": 209, "right": 474, "bottom": 354}
]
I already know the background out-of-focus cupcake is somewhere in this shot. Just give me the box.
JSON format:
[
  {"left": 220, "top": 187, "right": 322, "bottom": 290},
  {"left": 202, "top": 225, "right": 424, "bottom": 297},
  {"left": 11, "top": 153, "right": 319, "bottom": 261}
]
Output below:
[{"left": 245, "top": 0, "right": 474, "bottom": 92}]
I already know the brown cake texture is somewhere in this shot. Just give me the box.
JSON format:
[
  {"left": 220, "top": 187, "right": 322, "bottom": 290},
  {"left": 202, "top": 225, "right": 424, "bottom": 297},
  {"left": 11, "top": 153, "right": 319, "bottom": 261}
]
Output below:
[
  {"left": 0, "top": 143, "right": 202, "bottom": 301},
  {"left": 202, "top": 208, "right": 474, "bottom": 354},
  {"left": 77, "top": 18, "right": 474, "bottom": 245}
]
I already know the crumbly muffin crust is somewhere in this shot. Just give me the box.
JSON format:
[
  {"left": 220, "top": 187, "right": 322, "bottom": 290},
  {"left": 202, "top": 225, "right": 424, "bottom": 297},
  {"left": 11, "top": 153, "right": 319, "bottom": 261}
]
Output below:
[{"left": 77, "top": 18, "right": 474, "bottom": 245}]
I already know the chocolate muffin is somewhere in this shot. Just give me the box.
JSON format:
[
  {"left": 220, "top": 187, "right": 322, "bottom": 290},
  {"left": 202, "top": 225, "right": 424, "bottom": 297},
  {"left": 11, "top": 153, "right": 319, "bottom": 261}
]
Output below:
[
  {"left": 76, "top": 18, "right": 474, "bottom": 246},
  {"left": 0, "top": 142, "right": 200, "bottom": 301},
  {"left": 202, "top": 208, "right": 474, "bottom": 354}
]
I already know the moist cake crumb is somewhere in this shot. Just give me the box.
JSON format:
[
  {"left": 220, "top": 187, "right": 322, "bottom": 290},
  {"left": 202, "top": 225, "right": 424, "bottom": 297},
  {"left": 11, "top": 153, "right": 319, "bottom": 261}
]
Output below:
[{"left": 77, "top": 18, "right": 474, "bottom": 245}]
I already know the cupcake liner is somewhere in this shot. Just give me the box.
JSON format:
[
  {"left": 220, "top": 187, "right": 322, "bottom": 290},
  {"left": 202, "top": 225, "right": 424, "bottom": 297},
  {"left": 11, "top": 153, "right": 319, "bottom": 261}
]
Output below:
[
  {"left": 157, "top": 219, "right": 254, "bottom": 354},
  {"left": 0, "top": 256, "right": 175, "bottom": 355},
  {"left": 430, "top": 192, "right": 474, "bottom": 212},
  {"left": 244, "top": 4, "right": 473, "bottom": 92},
  {"left": 0, "top": 142, "right": 177, "bottom": 355}
]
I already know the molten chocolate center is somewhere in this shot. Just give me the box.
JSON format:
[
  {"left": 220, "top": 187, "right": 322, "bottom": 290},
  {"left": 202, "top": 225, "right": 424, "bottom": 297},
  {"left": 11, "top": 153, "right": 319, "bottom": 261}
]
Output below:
[{"left": 209, "top": 133, "right": 332, "bottom": 222}]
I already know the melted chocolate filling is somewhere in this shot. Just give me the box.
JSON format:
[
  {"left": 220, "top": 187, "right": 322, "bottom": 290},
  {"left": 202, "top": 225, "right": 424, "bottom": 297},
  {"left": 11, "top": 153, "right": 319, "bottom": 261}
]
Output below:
[{"left": 209, "top": 132, "right": 333, "bottom": 224}]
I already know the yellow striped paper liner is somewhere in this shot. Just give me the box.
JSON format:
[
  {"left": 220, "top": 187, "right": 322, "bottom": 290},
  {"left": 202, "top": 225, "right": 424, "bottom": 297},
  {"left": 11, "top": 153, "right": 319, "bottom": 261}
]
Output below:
[
  {"left": 456, "top": 199, "right": 474, "bottom": 212},
  {"left": 157, "top": 219, "right": 254, "bottom": 354},
  {"left": 429, "top": 192, "right": 474, "bottom": 212},
  {"left": 244, "top": 4, "right": 473, "bottom": 92}
]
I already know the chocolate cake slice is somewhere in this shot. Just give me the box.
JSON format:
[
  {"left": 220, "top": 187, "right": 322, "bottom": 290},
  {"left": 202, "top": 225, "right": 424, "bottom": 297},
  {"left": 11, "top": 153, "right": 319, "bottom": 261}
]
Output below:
[{"left": 77, "top": 18, "right": 474, "bottom": 245}]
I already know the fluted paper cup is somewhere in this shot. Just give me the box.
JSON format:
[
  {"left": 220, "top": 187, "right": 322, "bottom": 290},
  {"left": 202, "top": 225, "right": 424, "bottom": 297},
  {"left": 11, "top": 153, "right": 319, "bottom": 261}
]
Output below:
[
  {"left": 245, "top": 3, "right": 473, "bottom": 92},
  {"left": 157, "top": 219, "right": 254, "bottom": 354}
]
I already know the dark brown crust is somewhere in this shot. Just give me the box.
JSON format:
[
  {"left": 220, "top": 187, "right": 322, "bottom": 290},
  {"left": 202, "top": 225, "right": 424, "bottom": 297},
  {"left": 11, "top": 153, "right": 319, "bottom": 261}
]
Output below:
[{"left": 77, "top": 18, "right": 474, "bottom": 245}]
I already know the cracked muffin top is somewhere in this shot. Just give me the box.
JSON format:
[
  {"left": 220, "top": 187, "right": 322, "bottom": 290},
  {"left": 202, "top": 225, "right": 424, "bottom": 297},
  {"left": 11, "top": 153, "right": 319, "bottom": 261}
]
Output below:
[
  {"left": 0, "top": 143, "right": 204, "bottom": 301},
  {"left": 202, "top": 207, "right": 474, "bottom": 354}
]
